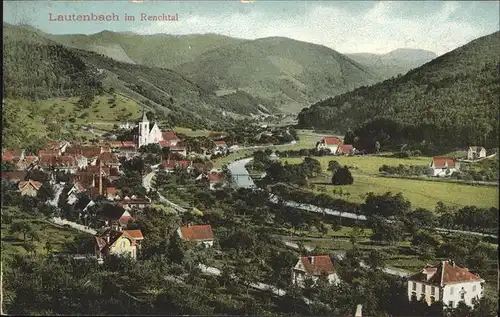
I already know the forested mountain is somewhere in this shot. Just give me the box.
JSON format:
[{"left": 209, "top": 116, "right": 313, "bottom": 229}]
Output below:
[
  {"left": 347, "top": 48, "right": 438, "bottom": 80},
  {"left": 3, "top": 24, "right": 276, "bottom": 128},
  {"left": 175, "top": 37, "right": 380, "bottom": 113},
  {"left": 297, "top": 31, "right": 500, "bottom": 152}
]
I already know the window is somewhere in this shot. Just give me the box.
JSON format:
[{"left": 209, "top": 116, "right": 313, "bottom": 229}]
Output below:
[
  {"left": 412, "top": 282, "right": 416, "bottom": 291},
  {"left": 421, "top": 284, "right": 425, "bottom": 293},
  {"left": 431, "top": 287, "right": 435, "bottom": 295},
  {"left": 460, "top": 292, "right": 465, "bottom": 300},
  {"left": 450, "top": 287, "right": 454, "bottom": 295},
  {"left": 448, "top": 301, "right": 454, "bottom": 308}
]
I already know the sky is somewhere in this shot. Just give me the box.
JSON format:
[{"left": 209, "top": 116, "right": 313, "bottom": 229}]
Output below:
[{"left": 3, "top": 0, "right": 500, "bottom": 55}]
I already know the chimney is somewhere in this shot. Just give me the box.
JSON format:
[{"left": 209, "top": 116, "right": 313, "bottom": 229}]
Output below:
[
  {"left": 99, "top": 161, "right": 103, "bottom": 196},
  {"left": 355, "top": 304, "right": 362, "bottom": 317}
]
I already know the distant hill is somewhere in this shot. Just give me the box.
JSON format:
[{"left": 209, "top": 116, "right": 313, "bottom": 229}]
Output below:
[
  {"left": 176, "top": 37, "right": 380, "bottom": 113},
  {"left": 297, "top": 32, "right": 500, "bottom": 152},
  {"left": 347, "top": 48, "right": 438, "bottom": 80},
  {"left": 39, "top": 29, "right": 245, "bottom": 69}
]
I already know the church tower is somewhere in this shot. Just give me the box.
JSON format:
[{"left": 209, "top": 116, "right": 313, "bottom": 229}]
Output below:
[{"left": 138, "top": 106, "right": 150, "bottom": 148}]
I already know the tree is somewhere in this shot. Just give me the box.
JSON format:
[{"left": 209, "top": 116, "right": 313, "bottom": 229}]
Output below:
[
  {"left": 411, "top": 230, "right": 441, "bottom": 259},
  {"left": 366, "top": 249, "right": 387, "bottom": 271},
  {"left": 36, "top": 181, "right": 55, "bottom": 202},
  {"left": 331, "top": 166, "right": 354, "bottom": 185},
  {"left": 327, "top": 160, "right": 341, "bottom": 172},
  {"left": 344, "top": 128, "right": 355, "bottom": 145},
  {"left": 405, "top": 208, "right": 437, "bottom": 234},
  {"left": 9, "top": 221, "right": 33, "bottom": 242},
  {"left": 374, "top": 141, "right": 381, "bottom": 153}
]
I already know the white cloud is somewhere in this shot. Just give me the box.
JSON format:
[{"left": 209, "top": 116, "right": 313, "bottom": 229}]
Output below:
[{"left": 135, "top": 2, "right": 493, "bottom": 55}]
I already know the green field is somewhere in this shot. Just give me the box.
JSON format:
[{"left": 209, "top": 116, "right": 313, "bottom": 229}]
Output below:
[
  {"left": 1, "top": 210, "right": 88, "bottom": 262},
  {"left": 211, "top": 129, "right": 325, "bottom": 168},
  {"left": 4, "top": 93, "right": 142, "bottom": 145},
  {"left": 280, "top": 156, "right": 499, "bottom": 210}
]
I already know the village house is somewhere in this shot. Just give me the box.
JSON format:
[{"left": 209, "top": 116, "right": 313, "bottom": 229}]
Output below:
[
  {"left": 336, "top": 144, "right": 355, "bottom": 155},
  {"left": 66, "top": 182, "right": 87, "bottom": 205},
  {"left": 316, "top": 136, "right": 343, "bottom": 154},
  {"left": 428, "top": 157, "right": 459, "bottom": 177},
  {"left": 163, "top": 159, "right": 192, "bottom": 173},
  {"left": 16, "top": 155, "right": 39, "bottom": 171},
  {"left": 18, "top": 179, "right": 42, "bottom": 197},
  {"left": 292, "top": 255, "right": 340, "bottom": 287},
  {"left": 177, "top": 224, "right": 214, "bottom": 247},
  {"left": 2, "top": 149, "right": 25, "bottom": 164},
  {"left": 406, "top": 260, "right": 484, "bottom": 309},
  {"left": 195, "top": 170, "right": 225, "bottom": 190},
  {"left": 38, "top": 149, "right": 61, "bottom": 158},
  {"left": 1, "top": 171, "right": 28, "bottom": 184},
  {"left": 38, "top": 155, "right": 80, "bottom": 173},
  {"left": 97, "top": 152, "right": 121, "bottom": 171},
  {"left": 114, "top": 195, "right": 152, "bottom": 211},
  {"left": 46, "top": 140, "right": 70, "bottom": 154},
  {"left": 169, "top": 144, "right": 188, "bottom": 157},
  {"left": 212, "top": 141, "right": 228, "bottom": 155},
  {"left": 467, "top": 146, "right": 486, "bottom": 161},
  {"left": 94, "top": 228, "right": 144, "bottom": 262}
]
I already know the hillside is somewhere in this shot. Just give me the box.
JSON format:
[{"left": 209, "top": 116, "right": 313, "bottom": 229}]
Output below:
[
  {"left": 347, "top": 48, "right": 438, "bottom": 80},
  {"left": 3, "top": 24, "right": 275, "bottom": 132},
  {"left": 175, "top": 37, "right": 380, "bottom": 113},
  {"left": 297, "top": 31, "right": 500, "bottom": 152},
  {"left": 42, "top": 30, "right": 245, "bottom": 69}
]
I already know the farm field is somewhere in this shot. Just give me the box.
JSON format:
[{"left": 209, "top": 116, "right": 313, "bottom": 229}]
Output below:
[
  {"left": 280, "top": 156, "right": 499, "bottom": 210},
  {"left": 1, "top": 210, "right": 88, "bottom": 263}
]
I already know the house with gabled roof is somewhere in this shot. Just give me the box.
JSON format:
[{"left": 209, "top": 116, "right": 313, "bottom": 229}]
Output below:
[
  {"left": 428, "top": 157, "right": 459, "bottom": 177},
  {"left": 163, "top": 159, "right": 192, "bottom": 173},
  {"left": 406, "top": 259, "right": 484, "bottom": 309},
  {"left": 292, "top": 255, "right": 340, "bottom": 287},
  {"left": 38, "top": 155, "right": 79, "bottom": 173},
  {"left": 1, "top": 171, "right": 28, "bottom": 184},
  {"left": 336, "top": 144, "right": 355, "bottom": 156},
  {"left": 2, "top": 149, "right": 25, "bottom": 164},
  {"left": 16, "top": 155, "right": 38, "bottom": 171},
  {"left": 195, "top": 171, "right": 225, "bottom": 190},
  {"left": 18, "top": 179, "right": 42, "bottom": 197},
  {"left": 94, "top": 228, "right": 144, "bottom": 261},
  {"left": 467, "top": 146, "right": 486, "bottom": 161},
  {"left": 177, "top": 224, "right": 214, "bottom": 247},
  {"left": 114, "top": 195, "right": 151, "bottom": 211},
  {"left": 316, "top": 136, "right": 343, "bottom": 154}
]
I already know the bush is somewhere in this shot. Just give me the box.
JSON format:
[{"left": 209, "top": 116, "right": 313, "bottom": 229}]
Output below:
[{"left": 331, "top": 166, "right": 354, "bottom": 185}]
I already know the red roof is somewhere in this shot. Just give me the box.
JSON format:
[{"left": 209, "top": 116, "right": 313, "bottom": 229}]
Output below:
[
  {"left": 214, "top": 141, "right": 227, "bottom": 147},
  {"left": 98, "top": 152, "right": 119, "bottom": 165},
  {"left": 2, "top": 150, "right": 22, "bottom": 162},
  {"left": 124, "top": 229, "right": 144, "bottom": 240},
  {"left": 159, "top": 140, "right": 170, "bottom": 147},
  {"left": 1, "top": 171, "right": 27, "bottom": 182},
  {"left": 431, "top": 157, "right": 457, "bottom": 168},
  {"left": 321, "top": 137, "right": 343, "bottom": 146},
  {"left": 39, "top": 155, "right": 77, "bottom": 167},
  {"left": 23, "top": 156, "right": 38, "bottom": 164},
  {"left": 38, "top": 150, "right": 60, "bottom": 157},
  {"left": 207, "top": 172, "right": 223, "bottom": 183},
  {"left": 338, "top": 144, "right": 354, "bottom": 153},
  {"left": 121, "top": 141, "right": 136, "bottom": 148},
  {"left": 105, "top": 187, "right": 117, "bottom": 195},
  {"left": 408, "top": 260, "right": 482, "bottom": 286},
  {"left": 163, "top": 160, "right": 191, "bottom": 170},
  {"left": 298, "top": 255, "right": 335, "bottom": 275},
  {"left": 65, "top": 146, "right": 102, "bottom": 158},
  {"left": 162, "top": 131, "right": 180, "bottom": 142},
  {"left": 179, "top": 224, "right": 214, "bottom": 241}
]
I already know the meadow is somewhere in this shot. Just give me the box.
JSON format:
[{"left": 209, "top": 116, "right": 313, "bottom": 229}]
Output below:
[{"left": 280, "top": 155, "right": 499, "bottom": 210}]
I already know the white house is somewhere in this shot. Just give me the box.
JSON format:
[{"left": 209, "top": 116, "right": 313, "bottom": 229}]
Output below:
[
  {"left": 177, "top": 224, "right": 214, "bottom": 247},
  {"left": 292, "top": 255, "right": 340, "bottom": 287},
  {"left": 428, "top": 157, "right": 459, "bottom": 177},
  {"left": 316, "top": 137, "right": 343, "bottom": 154},
  {"left": 407, "top": 260, "right": 484, "bottom": 309},
  {"left": 467, "top": 146, "right": 486, "bottom": 161}
]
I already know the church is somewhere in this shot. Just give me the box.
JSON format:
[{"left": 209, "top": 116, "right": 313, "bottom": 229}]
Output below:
[{"left": 134, "top": 109, "right": 180, "bottom": 148}]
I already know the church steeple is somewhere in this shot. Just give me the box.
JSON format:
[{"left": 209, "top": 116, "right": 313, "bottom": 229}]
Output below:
[{"left": 141, "top": 105, "right": 149, "bottom": 122}]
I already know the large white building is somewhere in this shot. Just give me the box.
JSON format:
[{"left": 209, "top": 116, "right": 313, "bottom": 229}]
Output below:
[
  {"left": 292, "top": 255, "right": 340, "bottom": 287},
  {"left": 316, "top": 136, "right": 343, "bottom": 154},
  {"left": 428, "top": 157, "right": 460, "bottom": 177},
  {"left": 406, "top": 260, "right": 484, "bottom": 309},
  {"left": 136, "top": 110, "right": 181, "bottom": 148}
]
